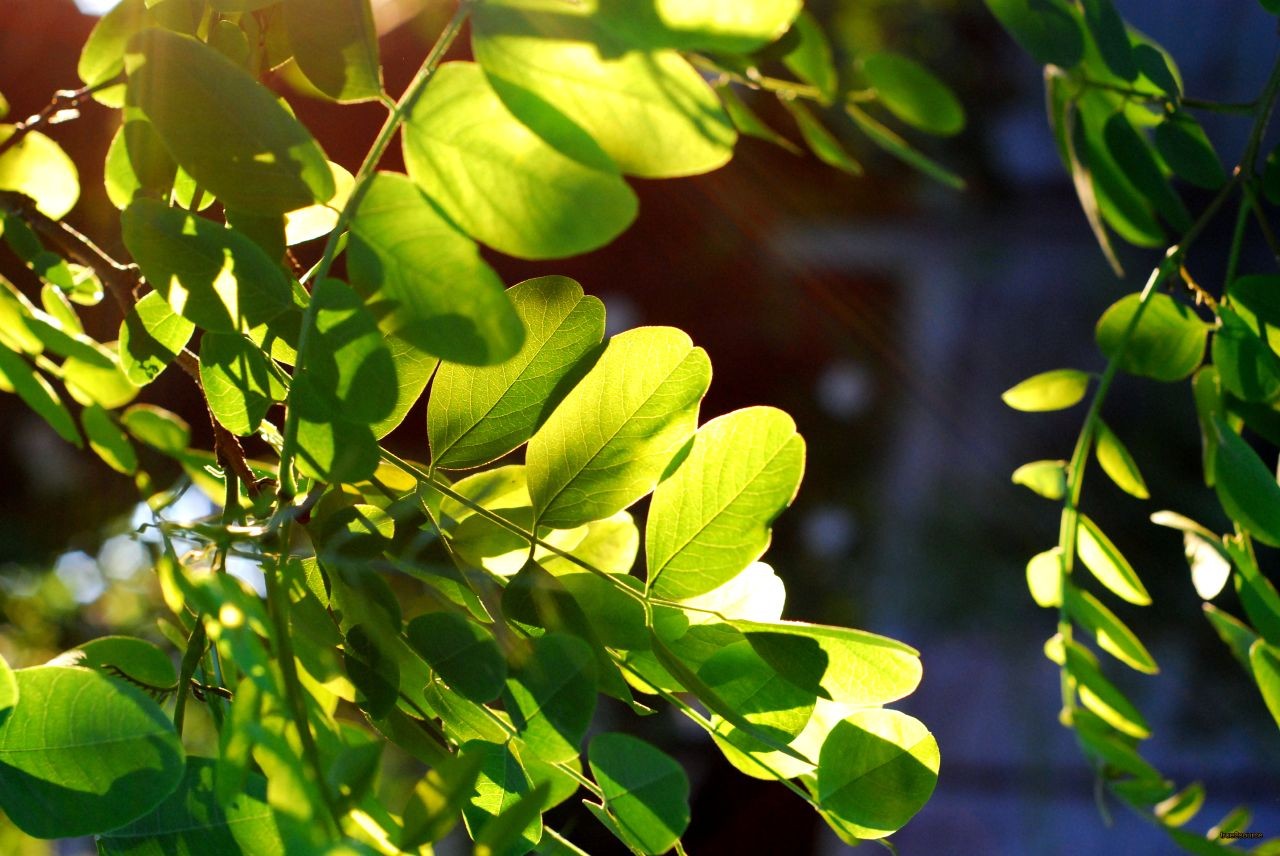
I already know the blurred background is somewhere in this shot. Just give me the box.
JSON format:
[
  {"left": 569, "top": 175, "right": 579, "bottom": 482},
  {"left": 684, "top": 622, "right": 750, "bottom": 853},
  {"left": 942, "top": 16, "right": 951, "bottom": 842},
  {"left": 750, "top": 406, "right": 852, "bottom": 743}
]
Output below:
[{"left": 1, "top": 0, "right": 1279, "bottom": 853}]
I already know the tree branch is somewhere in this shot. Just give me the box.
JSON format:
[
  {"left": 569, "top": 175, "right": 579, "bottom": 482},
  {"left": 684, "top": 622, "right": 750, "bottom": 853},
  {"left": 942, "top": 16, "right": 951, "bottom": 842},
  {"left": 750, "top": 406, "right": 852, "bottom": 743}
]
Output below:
[{"left": 0, "top": 77, "right": 122, "bottom": 160}]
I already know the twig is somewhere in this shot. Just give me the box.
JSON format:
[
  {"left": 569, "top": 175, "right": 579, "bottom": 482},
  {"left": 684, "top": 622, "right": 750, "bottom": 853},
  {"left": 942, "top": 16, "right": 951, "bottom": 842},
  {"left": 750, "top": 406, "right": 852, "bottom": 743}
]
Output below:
[
  {"left": 0, "top": 189, "right": 260, "bottom": 494},
  {"left": 0, "top": 77, "right": 121, "bottom": 160}
]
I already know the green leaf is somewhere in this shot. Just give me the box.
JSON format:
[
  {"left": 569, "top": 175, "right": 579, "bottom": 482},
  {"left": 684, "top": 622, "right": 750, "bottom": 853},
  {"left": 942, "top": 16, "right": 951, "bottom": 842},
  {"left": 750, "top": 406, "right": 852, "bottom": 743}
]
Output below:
[
  {"left": 79, "top": 0, "right": 201, "bottom": 108},
  {"left": 697, "top": 640, "right": 815, "bottom": 743},
  {"left": 283, "top": 0, "right": 381, "bottom": 103},
  {"left": 1081, "top": 0, "right": 1136, "bottom": 80},
  {"left": 732, "top": 619, "right": 922, "bottom": 707},
  {"left": 983, "top": 0, "right": 1084, "bottom": 68},
  {"left": 126, "top": 28, "right": 334, "bottom": 213},
  {"left": 406, "top": 612, "right": 507, "bottom": 704},
  {"left": 1012, "top": 460, "right": 1067, "bottom": 500},
  {"left": 1212, "top": 418, "right": 1280, "bottom": 546},
  {"left": 1094, "top": 420, "right": 1149, "bottom": 499},
  {"left": 716, "top": 86, "right": 801, "bottom": 154},
  {"left": 0, "top": 346, "right": 81, "bottom": 447},
  {"left": 471, "top": 0, "right": 736, "bottom": 179},
  {"left": 1249, "top": 640, "right": 1280, "bottom": 730},
  {"left": 1001, "top": 368, "right": 1090, "bottom": 411},
  {"left": 0, "top": 655, "right": 15, "bottom": 724},
  {"left": 1204, "top": 603, "right": 1258, "bottom": 669},
  {"left": 122, "top": 199, "right": 296, "bottom": 334},
  {"left": 783, "top": 100, "right": 862, "bottom": 176},
  {"left": 1102, "top": 111, "right": 1190, "bottom": 232},
  {"left": 404, "top": 62, "right": 637, "bottom": 260},
  {"left": 430, "top": 276, "right": 605, "bottom": 470},
  {"left": 98, "top": 757, "right": 282, "bottom": 855},
  {"left": 122, "top": 404, "right": 190, "bottom": 454},
  {"left": 54, "top": 636, "right": 177, "bottom": 692},
  {"left": 0, "top": 666, "right": 185, "bottom": 839},
  {"left": 200, "top": 332, "right": 281, "bottom": 436},
  {"left": 588, "top": 733, "right": 690, "bottom": 856},
  {"left": 371, "top": 335, "right": 437, "bottom": 439},
  {"left": 1155, "top": 781, "right": 1205, "bottom": 828},
  {"left": 861, "top": 52, "right": 964, "bottom": 137},
  {"left": 400, "top": 750, "right": 486, "bottom": 849},
  {"left": 344, "top": 624, "right": 399, "bottom": 718},
  {"left": 782, "top": 11, "right": 837, "bottom": 103},
  {"left": 297, "top": 278, "right": 396, "bottom": 425},
  {"left": 625, "top": 0, "right": 802, "bottom": 53},
  {"left": 1134, "top": 44, "right": 1180, "bottom": 97},
  {"left": 1213, "top": 309, "right": 1280, "bottom": 403},
  {"left": 1227, "top": 274, "right": 1280, "bottom": 348},
  {"left": 1076, "top": 515, "right": 1151, "bottom": 606},
  {"left": 0, "top": 127, "right": 79, "bottom": 220},
  {"left": 1063, "top": 641, "right": 1150, "bottom": 738},
  {"left": 347, "top": 172, "right": 523, "bottom": 366},
  {"left": 81, "top": 405, "right": 138, "bottom": 475},
  {"left": 1095, "top": 293, "right": 1207, "bottom": 382},
  {"left": 63, "top": 342, "right": 139, "bottom": 411},
  {"left": 1193, "top": 367, "right": 1224, "bottom": 485},
  {"left": 475, "top": 781, "right": 551, "bottom": 856},
  {"left": 1026, "top": 548, "right": 1064, "bottom": 608},
  {"left": 1154, "top": 112, "right": 1227, "bottom": 190},
  {"left": 849, "top": 100, "right": 969, "bottom": 189},
  {"left": 1064, "top": 585, "right": 1158, "bottom": 673},
  {"left": 461, "top": 740, "right": 541, "bottom": 856},
  {"left": 119, "top": 290, "right": 195, "bottom": 386},
  {"left": 527, "top": 326, "right": 710, "bottom": 529},
  {"left": 1075, "top": 93, "right": 1163, "bottom": 249},
  {"left": 505, "top": 634, "right": 597, "bottom": 764},
  {"left": 646, "top": 407, "right": 804, "bottom": 600},
  {"left": 816, "top": 709, "right": 939, "bottom": 840}
]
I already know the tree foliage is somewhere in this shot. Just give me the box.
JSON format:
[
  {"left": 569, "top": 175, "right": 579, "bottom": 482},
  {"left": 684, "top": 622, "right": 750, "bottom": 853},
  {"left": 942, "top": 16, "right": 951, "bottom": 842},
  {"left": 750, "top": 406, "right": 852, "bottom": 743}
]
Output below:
[{"left": 0, "top": 0, "right": 969, "bottom": 851}]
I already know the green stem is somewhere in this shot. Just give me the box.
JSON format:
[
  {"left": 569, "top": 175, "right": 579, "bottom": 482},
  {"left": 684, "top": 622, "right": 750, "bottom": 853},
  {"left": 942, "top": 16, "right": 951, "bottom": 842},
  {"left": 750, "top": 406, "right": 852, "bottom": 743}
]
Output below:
[
  {"left": 1225, "top": 197, "right": 1251, "bottom": 289},
  {"left": 277, "top": 0, "right": 473, "bottom": 497},
  {"left": 1245, "top": 181, "right": 1280, "bottom": 266},
  {"left": 173, "top": 620, "right": 206, "bottom": 736},
  {"left": 1077, "top": 76, "right": 1256, "bottom": 115},
  {"left": 264, "top": 548, "right": 341, "bottom": 835}
]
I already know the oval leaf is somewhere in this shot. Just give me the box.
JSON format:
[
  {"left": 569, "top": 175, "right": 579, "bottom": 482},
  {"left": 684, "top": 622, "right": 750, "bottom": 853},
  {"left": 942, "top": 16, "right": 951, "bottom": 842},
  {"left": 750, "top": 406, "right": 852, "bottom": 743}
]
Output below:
[
  {"left": 647, "top": 406, "right": 805, "bottom": 600},
  {"left": 1095, "top": 292, "right": 1207, "bottom": 382},
  {"left": 406, "top": 612, "right": 507, "bottom": 704},
  {"left": 1076, "top": 514, "right": 1152, "bottom": 605},
  {"left": 1001, "top": 368, "right": 1090, "bottom": 411},
  {"left": 1212, "top": 417, "right": 1280, "bottom": 546},
  {"left": 505, "top": 634, "right": 596, "bottom": 764},
  {"left": 862, "top": 52, "right": 964, "bottom": 137},
  {"left": 283, "top": 0, "right": 381, "bottom": 103},
  {"left": 588, "top": 733, "right": 690, "bottom": 856}
]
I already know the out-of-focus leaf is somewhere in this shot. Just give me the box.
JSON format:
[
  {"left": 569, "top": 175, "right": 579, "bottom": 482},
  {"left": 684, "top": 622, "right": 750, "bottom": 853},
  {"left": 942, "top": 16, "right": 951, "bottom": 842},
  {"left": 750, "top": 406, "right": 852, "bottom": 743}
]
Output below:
[{"left": 861, "top": 52, "right": 965, "bottom": 137}]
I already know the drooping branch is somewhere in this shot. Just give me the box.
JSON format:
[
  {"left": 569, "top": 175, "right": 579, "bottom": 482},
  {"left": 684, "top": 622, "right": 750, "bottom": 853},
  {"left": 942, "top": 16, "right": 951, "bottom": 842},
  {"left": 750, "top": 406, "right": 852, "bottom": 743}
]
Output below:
[
  {"left": 0, "top": 189, "right": 260, "bottom": 494},
  {"left": 0, "top": 77, "right": 122, "bottom": 160}
]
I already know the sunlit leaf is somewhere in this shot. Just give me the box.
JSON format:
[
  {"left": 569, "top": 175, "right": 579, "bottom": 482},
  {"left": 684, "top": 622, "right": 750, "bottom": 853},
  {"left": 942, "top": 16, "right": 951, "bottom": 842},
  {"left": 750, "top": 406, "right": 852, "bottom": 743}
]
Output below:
[
  {"left": 119, "top": 290, "right": 194, "bottom": 386},
  {"left": 0, "top": 128, "right": 79, "bottom": 220},
  {"left": 1155, "top": 781, "right": 1205, "bottom": 828},
  {"left": 400, "top": 750, "right": 485, "bottom": 849},
  {"left": 1076, "top": 515, "right": 1151, "bottom": 605},
  {"left": 588, "top": 732, "right": 690, "bottom": 856},
  {"left": 430, "top": 276, "right": 605, "bottom": 470},
  {"left": 122, "top": 403, "right": 190, "bottom": 454},
  {"left": 527, "top": 326, "right": 710, "bottom": 529},
  {"left": 1095, "top": 293, "right": 1207, "bottom": 382},
  {"left": 647, "top": 407, "right": 804, "bottom": 600},
  {"left": 1213, "top": 309, "right": 1280, "bottom": 403},
  {"left": 1026, "top": 548, "right": 1064, "bottom": 608},
  {"left": 1094, "top": 420, "right": 1149, "bottom": 499},
  {"left": 0, "top": 345, "right": 81, "bottom": 447},
  {"left": 862, "top": 52, "right": 964, "bottom": 137},
  {"left": 200, "top": 332, "right": 281, "bottom": 436},
  {"left": 0, "top": 667, "right": 185, "bottom": 838},
  {"left": 126, "top": 28, "right": 334, "bottom": 213},
  {"left": 1063, "top": 641, "right": 1150, "bottom": 738},
  {"left": 1064, "top": 585, "right": 1158, "bottom": 673},
  {"left": 1012, "top": 460, "right": 1067, "bottom": 500},
  {"left": 505, "top": 634, "right": 596, "bottom": 764},
  {"left": 81, "top": 405, "right": 138, "bottom": 475},
  {"left": 284, "top": 0, "right": 381, "bottom": 103},
  {"left": 347, "top": 172, "right": 523, "bottom": 366},
  {"left": 816, "top": 709, "right": 939, "bottom": 840},
  {"left": 782, "top": 11, "right": 837, "bottom": 103},
  {"left": 784, "top": 100, "right": 862, "bottom": 175},
  {"left": 461, "top": 740, "right": 541, "bottom": 856},
  {"left": 1001, "top": 369, "right": 1090, "bottom": 411},
  {"left": 1211, "top": 417, "right": 1280, "bottom": 547},
  {"left": 1250, "top": 640, "right": 1280, "bottom": 731}
]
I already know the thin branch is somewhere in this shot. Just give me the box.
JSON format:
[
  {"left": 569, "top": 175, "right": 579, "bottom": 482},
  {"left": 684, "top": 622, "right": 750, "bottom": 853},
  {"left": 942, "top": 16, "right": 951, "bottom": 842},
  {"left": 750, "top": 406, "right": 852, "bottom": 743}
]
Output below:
[{"left": 0, "top": 77, "right": 122, "bottom": 160}]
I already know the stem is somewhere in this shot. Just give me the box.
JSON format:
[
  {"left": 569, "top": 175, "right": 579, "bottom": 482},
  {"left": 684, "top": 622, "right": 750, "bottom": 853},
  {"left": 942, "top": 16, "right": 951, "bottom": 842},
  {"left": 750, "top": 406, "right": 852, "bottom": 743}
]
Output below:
[
  {"left": 277, "top": 0, "right": 473, "bottom": 497},
  {"left": 0, "top": 77, "right": 121, "bottom": 159},
  {"left": 1076, "top": 76, "right": 1256, "bottom": 115},
  {"left": 1225, "top": 197, "right": 1251, "bottom": 289},
  {"left": 264, "top": 549, "right": 341, "bottom": 834},
  {"left": 1246, "top": 181, "right": 1280, "bottom": 266},
  {"left": 173, "top": 620, "right": 207, "bottom": 736}
]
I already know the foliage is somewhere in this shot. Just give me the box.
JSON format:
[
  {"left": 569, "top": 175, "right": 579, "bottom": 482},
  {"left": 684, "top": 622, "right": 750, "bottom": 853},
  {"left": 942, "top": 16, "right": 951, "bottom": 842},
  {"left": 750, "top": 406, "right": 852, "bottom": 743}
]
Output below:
[
  {"left": 0, "top": 0, "right": 967, "bottom": 851},
  {"left": 995, "top": 0, "right": 1280, "bottom": 849}
]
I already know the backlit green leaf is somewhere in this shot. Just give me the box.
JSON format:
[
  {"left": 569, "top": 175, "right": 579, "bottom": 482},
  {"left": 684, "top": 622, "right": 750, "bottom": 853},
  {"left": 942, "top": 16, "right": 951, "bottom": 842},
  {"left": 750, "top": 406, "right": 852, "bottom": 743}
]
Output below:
[
  {"left": 984, "top": 0, "right": 1084, "bottom": 68},
  {"left": 1001, "top": 369, "right": 1090, "bottom": 411},
  {"left": 81, "top": 405, "right": 138, "bottom": 475},
  {"left": 782, "top": 11, "right": 837, "bottom": 103},
  {"left": 1213, "top": 309, "right": 1280, "bottom": 403},
  {"left": 861, "top": 52, "right": 965, "bottom": 137},
  {"left": 63, "top": 341, "right": 139, "bottom": 411},
  {"left": 732, "top": 619, "right": 922, "bottom": 707},
  {"left": 400, "top": 750, "right": 485, "bottom": 849},
  {"left": 1064, "top": 641, "right": 1150, "bottom": 738},
  {"left": 0, "top": 128, "right": 79, "bottom": 220},
  {"left": 0, "top": 666, "right": 185, "bottom": 839},
  {"left": 1212, "top": 417, "right": 1280, "bottom": 546},
  {"left": 122, "top": 199, "right": 296, "bottom": 334},
  {"left": 716, "top": 86, "right": 801, "bottom": 154},
  {"left": 200, "top": 332, "right": 280, "bottom": 436},
  {"left": 284, "top": 0, "right": 381, "bottom": 103},
  {"left": 1102, "top": 111, "right": 1190, "bottom": 232},
  {"left": 0, "top": 655, "right": 15, "bottom": 723},
  {"left": 784, "top": 100, "right": 862, "bottom": 176},
  {"left": 1065, "top": 585, "right": 1158, "bottom": 673},
  {"left": 430, "top": 277, "right": 605, "bottom": 470},
  {"left": 506, "top": 634, "right": 596, "bottom": 764},
  {"left": 0, "top": 346, "right": 81, "bottom": 447},
  {"left": 297, "top": 278, "right": 395, "bottom": 425},
  {"left": 1249, "top": 640, "right": 1280, "bottom": 730},
  {"left": 527, "top": 326, "right": 710, "bottom": 529},
  {"left": 371, "top": 335, "right": 437, "bottom": 440},
  {"left": 471, "top": 0, "right": 736, "bottom": 178},
  {"left": 1154, "top": 112, "right": 1227, "bottom": 190},
  {"left": 406, "top": 612, "right": 507, "bottom": 704},
  {"left": 1012, "top": 460, "right": 1067, "bottom": 500},
  {"left": 588, "top": 732, "right": 690, "bottom": 856},
  {"left": 126, "top": 28, "right": 334, "bottom": 213},
  {"left": 1095, "top": 420, "right": 1149, "bottom": 499},
  {"left": 122, "top": 404, "right": 190, "bottom": 454},
  {"left": 98, "top": 757, "right": 282, "bottom": 856},
  {"left": 1081, "top": 0, "right": 1136, "bottom": 80},
  {"left": 1026, "top": 548, "right": 1064, "bottom": 608},
  {"left": 1204, "top": 603, "right": 1258, "bottom": 669},
  {"left": 405, "top": 63, "right": 637, "bottom": 260},
  {"left": 347, "top": 172, "right": 523, "bottom": 366},
  {"left": 1155, "top": 781, "right": 1205, "bottom": 828},
  {"left": 817, "top": 709, "right": 939, "bottom": 840},
  {"left": 647, "top": 407, "right": 804, "bottom": 600},
  {"left": 119, "top": 290, "right": 194, "bottom": 386},
  {"left": 1076, "top": 515, "right": 1151, "bottom": 605},
  {"left": 1095, "top": 292, "right": 1207, "bottom": 382},
  {"left": 697, "top": 640, "right": 815, "bottom": 743},
  {"left": 461, "top": 740, "right": 541, "bottom": 856}
]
